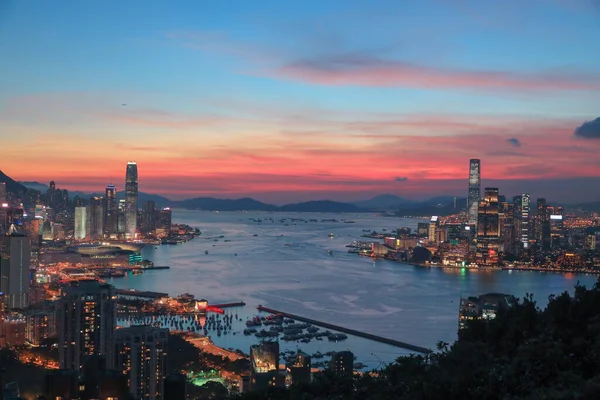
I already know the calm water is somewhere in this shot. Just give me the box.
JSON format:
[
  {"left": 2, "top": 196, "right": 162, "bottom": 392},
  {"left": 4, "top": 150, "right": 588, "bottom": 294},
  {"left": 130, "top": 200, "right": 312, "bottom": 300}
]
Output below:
[{"left": 109, "top": 210, "right": 597, "bottom": 369}]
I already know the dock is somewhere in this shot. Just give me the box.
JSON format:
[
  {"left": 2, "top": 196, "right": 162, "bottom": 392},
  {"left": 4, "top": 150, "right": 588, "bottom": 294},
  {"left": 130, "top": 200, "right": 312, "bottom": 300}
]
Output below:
[
  {"left": 211, "top": 302, "right": 246, "bottom": 309},
  {"left": 115, "top": 289, "right": 169, "bottom": 299},
  {"left": 257, "top": 305, "right": 432, "bottom": 354}
]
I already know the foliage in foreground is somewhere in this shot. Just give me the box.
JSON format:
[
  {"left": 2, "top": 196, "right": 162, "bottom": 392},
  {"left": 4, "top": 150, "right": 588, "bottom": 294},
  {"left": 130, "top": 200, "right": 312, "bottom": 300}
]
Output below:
[{"left": 236, "top": 279, "right": 600, "bottom": 400}]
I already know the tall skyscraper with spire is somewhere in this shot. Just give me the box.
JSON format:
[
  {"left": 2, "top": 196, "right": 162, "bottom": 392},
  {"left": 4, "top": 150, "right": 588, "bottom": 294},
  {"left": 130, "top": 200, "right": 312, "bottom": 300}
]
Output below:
[
  {"left": 125, "top": 162, "right": 138, "bottom": 239},
  {"left": 467, "top": 159, "right": 481, "bottom": 225}
]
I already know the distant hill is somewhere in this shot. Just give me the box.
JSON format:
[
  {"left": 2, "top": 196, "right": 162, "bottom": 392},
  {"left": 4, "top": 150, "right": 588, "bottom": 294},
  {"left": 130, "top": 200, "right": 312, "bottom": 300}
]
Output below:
[
  {"left": 19, "top": 181, "right": 49, "bottom": 192},
  {"left": 2, "top": 171, "right": 30, "bottom": 195},
  {"left": 353, "top": 194, "right": 415, "bottom": 210},
  {"left": 396, "top": 197, "right": 467, "bottom": 217},
  {"left": 175, "top": 197, "right": 276, "bottom": 211},
  {"left": 279, "top": 200, "right": 364, "bottom": 213},
  {"left": 1, "top": 171, "right": 40, "bottom": 206}
]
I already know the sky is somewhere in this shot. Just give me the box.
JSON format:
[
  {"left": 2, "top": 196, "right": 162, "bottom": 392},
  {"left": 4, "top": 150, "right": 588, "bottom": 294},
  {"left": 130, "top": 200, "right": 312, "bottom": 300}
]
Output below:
[{"left": 1, "top": 0, "right": 600, "bottom": 204}]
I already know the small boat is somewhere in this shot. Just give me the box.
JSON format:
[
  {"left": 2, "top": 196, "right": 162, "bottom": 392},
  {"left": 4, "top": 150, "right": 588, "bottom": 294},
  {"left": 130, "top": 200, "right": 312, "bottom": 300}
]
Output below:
[
  {"left": 328, "top": 233, "right": 334, "bottom": 238},
  {"left": 205, "top": 250, "right": 208, "bottom": 254},
  {"left": 328, "top": 250, "right": 333, "bottom": 256}
]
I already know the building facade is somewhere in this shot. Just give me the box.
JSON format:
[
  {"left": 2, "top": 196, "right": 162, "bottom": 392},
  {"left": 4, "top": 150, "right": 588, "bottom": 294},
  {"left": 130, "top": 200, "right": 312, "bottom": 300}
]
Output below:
[
  {"left": 0, "top": 228, "right": 31, "bottom": 309},
  {"left": 74, "top": 206, "right": 87, "bottom": 240},
  {"left": 467, "top": 159, "right": 481, "bottom": 225},
  {"left": 125, "top": 162, "right": 139, "bottom": 238},
  {"left": 57, "top": 280, "right": 117, "bottom": 371},
  {"left": 105, "top": 184, "right": 118, "bottom": 236},
  {"left": 476, "top": 188, "right": 500, "bottom": 265},
  {"left": 115, "top": 325, "right": 168, "bottom": 400}
]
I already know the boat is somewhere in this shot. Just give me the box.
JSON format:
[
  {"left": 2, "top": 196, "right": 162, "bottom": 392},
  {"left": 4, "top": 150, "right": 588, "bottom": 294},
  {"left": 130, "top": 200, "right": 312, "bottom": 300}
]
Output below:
[
  {"left": 329, "top": 233, "right": 334, "bottom": 238},
  {"left": 328, "top": 250, "right": 333, "bottom": 256},
  {"left": 205, "top": 250, "right": 208, "bottom": 254}
]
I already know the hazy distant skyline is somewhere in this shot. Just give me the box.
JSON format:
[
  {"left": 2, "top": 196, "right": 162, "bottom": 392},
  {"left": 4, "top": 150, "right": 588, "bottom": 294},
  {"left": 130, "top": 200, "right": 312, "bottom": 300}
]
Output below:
[{"left": 1, "top": 0, "right": 600, "bottom": 203}]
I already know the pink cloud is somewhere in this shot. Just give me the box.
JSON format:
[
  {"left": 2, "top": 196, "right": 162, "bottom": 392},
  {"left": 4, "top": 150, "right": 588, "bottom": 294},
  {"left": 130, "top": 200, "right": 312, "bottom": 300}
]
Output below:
[{"left": 276, "top": 55, "right": 600, "bottom": 90}]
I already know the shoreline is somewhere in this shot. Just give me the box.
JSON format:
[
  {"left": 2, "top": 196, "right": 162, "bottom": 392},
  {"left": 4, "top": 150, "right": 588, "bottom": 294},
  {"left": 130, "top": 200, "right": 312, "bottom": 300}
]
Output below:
[{"left": 360, "top": 254, "right": 600, "bottom": 276}]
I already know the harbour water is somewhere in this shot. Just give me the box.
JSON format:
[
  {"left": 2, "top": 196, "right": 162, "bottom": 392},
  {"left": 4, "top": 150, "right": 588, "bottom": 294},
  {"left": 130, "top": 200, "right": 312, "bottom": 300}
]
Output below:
[{"left": 109, "top": 210, "right": 598, "bottom": 369}]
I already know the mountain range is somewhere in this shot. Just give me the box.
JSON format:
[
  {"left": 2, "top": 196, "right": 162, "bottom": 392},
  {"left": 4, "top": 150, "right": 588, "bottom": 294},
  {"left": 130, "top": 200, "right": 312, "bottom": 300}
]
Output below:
[{"left": 5, "top": 173, "right": 600, "bottom": 214}]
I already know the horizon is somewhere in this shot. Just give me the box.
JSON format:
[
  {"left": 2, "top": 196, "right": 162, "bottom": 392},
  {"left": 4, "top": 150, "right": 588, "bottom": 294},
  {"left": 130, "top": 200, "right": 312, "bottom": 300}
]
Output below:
[
  {"left": 6, "top": 170, "right": 598, "bottom": 206},
  {"left": 1, "top": 1, "right": 600, "bottom": 203}
]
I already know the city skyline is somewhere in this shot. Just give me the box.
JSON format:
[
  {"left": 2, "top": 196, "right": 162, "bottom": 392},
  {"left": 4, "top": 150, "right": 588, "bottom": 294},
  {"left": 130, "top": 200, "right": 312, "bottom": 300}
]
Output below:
[{"left": 1, "top": 1, "right": 600, "bottom": 203}]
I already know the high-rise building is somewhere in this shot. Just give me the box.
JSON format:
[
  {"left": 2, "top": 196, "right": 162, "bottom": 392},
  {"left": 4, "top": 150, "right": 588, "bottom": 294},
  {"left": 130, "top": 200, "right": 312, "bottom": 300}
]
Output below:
[
  {"left": 104, "top": 184, "right": 118, "bottom": 236},
  {"left": 467, "top": 159, "right": 481, "bottom": 225},
  {"left": 48, "top": 181, "right": 56, "bottom": 209},
  {"left": 0, "top": 292, "right": 6, "bottom": 347},
  {"left": 74, "top": 206, "right": 87, "bottom": 240},
  {"left": 250, "top": 342, "right": 283, "bottom": 390},
  {"left": 329, "top": 351, "right": 354, "bottom": 376},
  {"left": 0, "top": 226, "right": 31, "bottom": 309},
  {"left": 87, "top": 196, "right": 105, "bottom": 238},
  {"left": 0, "top": 181, "right": 6, "bottom": 204},
  {"left": 25, "top": 310, "right": 55, "bottom": 346},
  {"left": 156, "top": 208, "right": 172, "bottom": 238},
  {"left": 142, "top": 201, "right": 156, "bottom": 233},
  {"left": 115, "top": 325, "right": 168, "bottom": 400},
  {"left": 520, "top": 194, "right": 531, "bottom": 249},
  {"left": 57, "top": 280, "right": 117, "bottom": 371},
  {"left": 476, "top": 188, "right": 500, "bottom": 265},
  {"left": 536, "top": 198, "right": 551, "bottom": 251},
  {"left": 125, "top": 162, "right": 139, "bottom": 238},
  {"left": 289, "top": 351, "right": 311, "bottom": 385}
]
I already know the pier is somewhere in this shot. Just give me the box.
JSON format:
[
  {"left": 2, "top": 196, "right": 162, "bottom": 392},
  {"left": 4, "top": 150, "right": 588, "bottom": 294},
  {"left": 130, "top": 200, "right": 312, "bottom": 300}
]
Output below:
[
  {"left": 257, "top": 305, "right": 432, "bottom": 354},
  {"left": 211, "top": 302, "right": 246, "bottom": 309},
  {"left": 115, "top": 289, "right": 169, "bottom": 299}
]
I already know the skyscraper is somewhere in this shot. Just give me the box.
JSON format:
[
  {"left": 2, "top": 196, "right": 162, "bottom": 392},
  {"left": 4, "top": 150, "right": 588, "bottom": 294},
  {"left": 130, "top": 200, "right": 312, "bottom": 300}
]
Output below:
[
  {"left": 521, "top": 194, "right": 531, "bottom": 249},
  {"left": 125, "top": 162, "right": 139, "bottom": 238},
  {"left": 0, "top": 181, "right": 6, "bottom": 204},
  {"left": 536, "top": 198, "right": 551, "bottom": 251},
  {"left": 142, "top": 201, "right": 156, "bottom": 233},
  {"left": 57, "top": 280, "right": 117, "bottom": 371},
  {"left": 0, "top": 226, "right": 31, "bottom": 309},
  {"left": 74, "top": 206, "right": 87, "bottom": 240},
  {"left": 86, "top": 197, "right": 105, "bottom": 238},
  {"left": 105, "top": 184, "right": 118, "bottom": 236},
  {"left": 467, "top": 159, "right": 481, "bottom": 225},
  {"left": 476, "top": 188, "right": 500, "bottom": 265},
  {"left": 115, "top": 325, "right": 168, "bottom": 400}
]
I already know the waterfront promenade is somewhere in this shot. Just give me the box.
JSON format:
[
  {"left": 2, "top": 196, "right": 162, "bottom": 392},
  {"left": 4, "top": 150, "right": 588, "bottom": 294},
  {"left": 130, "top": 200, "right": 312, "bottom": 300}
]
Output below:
[{"left": 257, "top": 305, "right": 432, "bottom": 354}]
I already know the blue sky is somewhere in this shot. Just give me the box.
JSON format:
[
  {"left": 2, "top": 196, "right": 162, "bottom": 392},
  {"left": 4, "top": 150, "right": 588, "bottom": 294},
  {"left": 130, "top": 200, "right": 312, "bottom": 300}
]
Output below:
[{"left": 1, "top": 0, "right": 599, "bottom": 202}]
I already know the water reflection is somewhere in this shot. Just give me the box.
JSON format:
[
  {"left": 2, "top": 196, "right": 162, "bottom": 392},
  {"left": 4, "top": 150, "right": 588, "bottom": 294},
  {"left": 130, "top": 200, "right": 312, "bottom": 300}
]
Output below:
[{"left": 110, "top": 210, "right": 597, "bottom": 367}]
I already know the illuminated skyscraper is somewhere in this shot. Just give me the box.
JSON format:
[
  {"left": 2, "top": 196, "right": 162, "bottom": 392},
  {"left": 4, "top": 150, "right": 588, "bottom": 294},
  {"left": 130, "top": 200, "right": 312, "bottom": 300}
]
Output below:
[
  {"left": 104, "top": 184, "right": 118, "bottom": 235},
  {"left": 74, "top": 206, "right": 87, "bottom": 240},
  {"left": 467, "top": 159, "right": 481, "bottom": 225},
  {"left": 0, "top": 226, "right": 31, "bottom": 309},
  {"left": 57, "top": 280, "right": 116, "bottom": 371},
  {"left": 86, "top": 197, "right": 105, "bottom": 238},
  {"left": 115, "top": 325, "right": 168, "bottom": 400},
  {"left": 476, "top": 188, "right": 500, "bottom": 265},
  {"left": 520, "top": 194, "right": 531, "bottom": 249},
  {"left": 125, "top": 162, "right": 138, "bottom": 238}
]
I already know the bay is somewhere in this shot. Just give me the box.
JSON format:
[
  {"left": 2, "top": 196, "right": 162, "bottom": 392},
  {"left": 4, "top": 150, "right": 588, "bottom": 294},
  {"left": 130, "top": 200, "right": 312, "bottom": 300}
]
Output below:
[{"left": 109, "top": 210, "right": 597, "bottom": 369}]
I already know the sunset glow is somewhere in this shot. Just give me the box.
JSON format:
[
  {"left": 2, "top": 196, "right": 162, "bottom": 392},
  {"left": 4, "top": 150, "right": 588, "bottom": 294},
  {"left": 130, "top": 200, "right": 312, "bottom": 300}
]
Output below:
[{"left": 1, "top": 1, "right": 600, "bottom": 203}]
